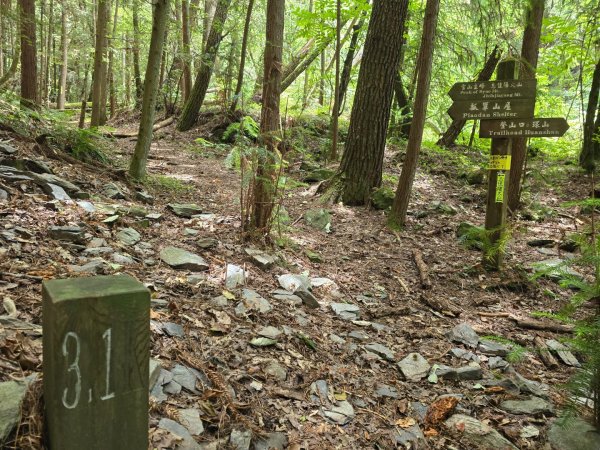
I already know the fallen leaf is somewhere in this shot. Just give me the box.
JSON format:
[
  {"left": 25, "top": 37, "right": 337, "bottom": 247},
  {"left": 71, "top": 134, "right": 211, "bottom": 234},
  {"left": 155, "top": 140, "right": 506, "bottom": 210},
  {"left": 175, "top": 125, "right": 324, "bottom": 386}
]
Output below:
[
  {"left": 424, "top": 428, "right": 439, "bottom": 437},
  {"left": 395, "top": 417, "right": 416, "bottom": 428},
  {"left": 425, "top": 396, "right": 459, "bottom": 427}
]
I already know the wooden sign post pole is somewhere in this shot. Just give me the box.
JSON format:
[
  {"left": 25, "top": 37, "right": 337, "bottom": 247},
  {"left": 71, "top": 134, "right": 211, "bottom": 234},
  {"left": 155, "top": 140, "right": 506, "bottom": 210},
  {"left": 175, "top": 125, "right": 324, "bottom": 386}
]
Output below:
[
  {"left": 43, "top": 274, "right": 150, "bottom": 450},
  {"left": 484, "top": 60, "right": 517, "bottom": 270}
]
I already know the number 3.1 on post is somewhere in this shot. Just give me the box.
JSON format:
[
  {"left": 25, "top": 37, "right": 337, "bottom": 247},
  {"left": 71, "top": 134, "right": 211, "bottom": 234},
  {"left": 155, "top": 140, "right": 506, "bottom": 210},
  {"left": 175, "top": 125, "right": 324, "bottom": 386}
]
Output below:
[{"left": 43, "top": 275, "right": 150, "bottom": 450}]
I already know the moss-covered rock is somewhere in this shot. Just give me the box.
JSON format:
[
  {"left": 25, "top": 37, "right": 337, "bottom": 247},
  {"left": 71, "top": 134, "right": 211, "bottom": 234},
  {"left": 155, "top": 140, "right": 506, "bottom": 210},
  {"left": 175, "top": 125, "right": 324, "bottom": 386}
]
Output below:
[{"left": 371, "top": 187, "right": 395, "bottom": 210}]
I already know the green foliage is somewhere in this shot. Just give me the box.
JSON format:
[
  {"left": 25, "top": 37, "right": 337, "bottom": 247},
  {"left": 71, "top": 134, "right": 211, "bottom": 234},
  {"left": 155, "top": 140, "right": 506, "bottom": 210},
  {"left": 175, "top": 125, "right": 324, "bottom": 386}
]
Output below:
[
  {"left": 144, "top": 175, "right": 193, "bottom": 193},
  {"left": 481, "top": 335, "right": 526, "bottom": 365},
  {"left": 51, "top": 126, "right": 110, "bottom": 163},
  {"left": 222, "top": 116, "right": 259, "bottom": 143}
]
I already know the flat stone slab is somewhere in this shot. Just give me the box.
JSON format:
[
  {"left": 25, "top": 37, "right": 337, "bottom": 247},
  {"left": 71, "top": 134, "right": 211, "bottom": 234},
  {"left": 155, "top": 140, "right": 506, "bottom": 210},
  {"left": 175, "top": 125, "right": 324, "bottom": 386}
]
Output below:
[
  {"left": 168, "top": 203, "right": 203, "bottom": 217},
  {"left": 548, "top": 417, "right": 600, "bottom": 450},
  {"left": 447, "top": 323, "right": 479, "bottom": 348},
  {"left": 0, "top": 380, "right": 29, "bottom": 442},
  {"left": 500, "top": 396, "right": 554, "bottom": 415},
  {"left": 160, "top": 247, "right": 209, "bottom": 271},
  {"left": 49, "top": 225, "right": 85, "bottom": 243},
  {"left": 546, "top": 339, "right": 580, "bottom": 367},
  {"left": 116, "top": 227, "right": 141, "bottom": 246},
  {"left": 177, "top": 408, "right": 204, "bottom": 435},
  {"left": 253, "top": 432, "right": 288, "bottom": 450},
  {"left": 229, "top": 429, "right": 252, "bottom": 450},
  {"left": 322, "top": 400, "right": 355, "bottom": 425},
  {"left": 241, "top": 289, "right": 272, "bottom": 314},
  {"left": 445, "top": 414, "right": 518, "bottom": 449},
  {"left": 331, "top": 302, "right": 360, "bottom": 320},
  {"left": 398, "top": 353, "right": 431, "bottom": 381},
  {"left": 278, "top": 273, "right": 311, "bottom": 292},
  {"left": 226, "top": 264, "right": 246, "bottom": 289},
  {"left": 375, "top": 384, "right": 400, "bottom": 399},
  {"left": 478, "top": 339, "right": 510, "bottom": 356},
  {"left": 364, "top": 343, "right": 395, "bottom": 361},
  {"left": 158, "top": 418, "right": 200, "bottom": 449},
  {"left": 245, "top": 248, "right": 278, "bottom": 269}
]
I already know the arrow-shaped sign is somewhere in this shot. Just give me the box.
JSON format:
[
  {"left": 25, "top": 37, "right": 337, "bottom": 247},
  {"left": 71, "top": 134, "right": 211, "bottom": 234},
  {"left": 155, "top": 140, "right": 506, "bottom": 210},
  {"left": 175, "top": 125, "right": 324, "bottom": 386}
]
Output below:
[
  {"left": 449, "top": 79, "right": 537, "bottom": 101},
  {"left": 479, "top": 118, "right": 569, "bottom": 138},
  {"left": 447, "top": 99, "right": 535, "bottom": 121}
]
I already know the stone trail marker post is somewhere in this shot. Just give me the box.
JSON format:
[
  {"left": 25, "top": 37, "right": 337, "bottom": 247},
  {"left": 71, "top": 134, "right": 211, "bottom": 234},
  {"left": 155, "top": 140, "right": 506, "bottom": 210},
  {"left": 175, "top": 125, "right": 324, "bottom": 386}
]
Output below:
[
  {"left": 43, "top": 274, "right": 150, "bottom": 450},
  {"left": 447, "top": 59, "right": 568, "bottom": 270}
]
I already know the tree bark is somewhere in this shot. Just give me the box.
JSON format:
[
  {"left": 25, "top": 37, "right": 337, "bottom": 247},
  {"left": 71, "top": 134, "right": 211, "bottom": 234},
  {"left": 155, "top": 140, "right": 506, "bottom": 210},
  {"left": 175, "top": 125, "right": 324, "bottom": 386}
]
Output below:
[
  {"left": 129, "top": 0, "right": 170, "bottom": 179},
  {"left": 337, "top": 17, "right": 364, "bottom": 113},
  {"left": 336, "top": 0, "right": 408, "bottom": 205},
  {"left": 57, "top": 0, "right": 68, "bottom": 109},
  {"left": 181, "top": 0, "right": 193, "bottom": 102},
  {"left": 579, "top": 58, "right": 600, "bottom": 172},
  {"left": 390, "top": 0, "right": 440, "bottom": 226},
  {"left": 20, "top": 0, "right": 37, "bottom": 108},
  {"left": 90, "top": 0, "right": 109, "bottom": 126},
  {"left": 436, "top": 45, "right": 502, "bottom": 147},
  {"left": 250, "top": 0, "right": 284, "bottom": 233},
  {"left": 202, "top": 0, "right": 217, "bottom": 51},
  {"left": 329, "top": 0, "right": 341, "bottom": 160},
  {"left": 393, "top": 73, "right": 412, "bottom": 138},
  {"left": 508, "top": 0, "right": 544, "bottom": 212},
  {"left": 229, "top": 0, "right": 254, "bottom": 113},
  {"left": 132, "top": 0, "right": 143, "bottom": 107},
  {"left": 108, "top": 0, "right": 119, "bottom": 118},
  {"left": 177, "top": 0, "right": 231, "bottom": 131}
]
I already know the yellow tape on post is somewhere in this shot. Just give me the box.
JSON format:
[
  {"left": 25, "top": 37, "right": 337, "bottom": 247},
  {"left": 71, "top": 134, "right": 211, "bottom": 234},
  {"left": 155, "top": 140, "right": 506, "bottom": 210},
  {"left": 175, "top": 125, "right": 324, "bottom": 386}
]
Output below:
[
  {"left": 488, "top": 155, "right": 512, "bottom": 171},
  {"left": 495, "top": 172, "right": 506, "bottom": 203}
]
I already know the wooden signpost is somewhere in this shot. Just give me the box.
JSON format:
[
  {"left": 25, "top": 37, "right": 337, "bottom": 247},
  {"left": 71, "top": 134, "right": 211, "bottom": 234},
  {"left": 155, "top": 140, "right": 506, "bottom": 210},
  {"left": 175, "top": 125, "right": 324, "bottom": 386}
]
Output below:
[
  {"left": 447, "top": 60, "right": 568, "bottom": 269},
  {"left": 43, "top": 274, "right": 150, "bottom": 450}
]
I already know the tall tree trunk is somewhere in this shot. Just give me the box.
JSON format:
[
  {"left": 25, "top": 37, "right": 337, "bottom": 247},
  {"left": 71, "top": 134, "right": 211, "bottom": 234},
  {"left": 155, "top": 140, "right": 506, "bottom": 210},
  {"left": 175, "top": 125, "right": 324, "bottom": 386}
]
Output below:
[
  {"left": 132, "top": 0, "right": 143, "bottom": 107},
  {"left": 129, "top": 0, "right": 170, "bottom": 179},
  {"left": 20, "top": 0, "right": 37, "bottom": 108},
  {"left": 301, "top": 0, "right": 313, "bottom": 108},
  {"left": 393, "top": 74, "right": 412, "bottom": 138},
  {"left": 181, "top": 0, "right": 193, "bottom": 102},
  {"left": 229, "top": 0, "right": 254, "bottom": 112},
  {"left": 90, "top": 0, "right": 109, "bottom": 126},
  {"left": 108, "top": 0, "right": 119, "bottom": 118},
  {"left": 329, "top": 0, "right": 341, "bottom": 160},
  {"left": 390, "top": 0, "right": 440, "bottom": 226},
  {"left": 580, "top": 58, "right": 600, "bottom": 172},
  {"left": 202, "top": 0, "right": 217, "bottom": 51},
  {"left": 43, "top": 0, "right": 52, "bottom": 105},
  {"left": 57, "top": 0, "right": 68, "bottom": 109},
  {"left": 335, "top": 0, "right": 408, "bottom": 205},
  {"left": 508, "top": 0, "right": 544, "bottom": 212},
  {"left": 436, "top": 45, "right": 502, "bottom": 147},
  {"left": 337, "top": 17, "right": 364, "bottom": 113},
  {"left": 250, "top": 0, "right": 284, "bottom": 233},
  {"left": 0, "top": 1, "right": 3, "bottom": 78},
  {"left": 319, "top": 46, "right": 325, "bottom": 106},
  {"left": 177, "top": 0, "right": 231, "bottom": 131}
]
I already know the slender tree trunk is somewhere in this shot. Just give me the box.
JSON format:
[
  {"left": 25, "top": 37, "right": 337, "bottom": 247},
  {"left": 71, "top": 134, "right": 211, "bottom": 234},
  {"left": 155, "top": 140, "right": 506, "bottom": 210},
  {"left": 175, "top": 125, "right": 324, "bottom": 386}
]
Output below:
[
  {"left": 108, "top": 0, "right": 119, "bottom": 118},
  {"left": 329, "top": 0, "right": 341, "bottom": 160},
  {"left": 302, "top": 0, "right": 313, "bottom": 108},
  {"left": 132, "top": 0, "right": 143, "bottom": 106},
  {"left": 390, "top": 0, "right": 440, "bottom": 226},
  {"left": 20, "top": 0, "right": 37, "bottom": 108},
  {"left": 78, "top": 62, "right": 90, "bottom": 128},
  {"left": 177, "top": 0, "right": 231, "bottom": 131},
  {"left": 129, "top": 0, "right": 170, "bottom": 179},
  {"left": 0, "top": 14, "right": 19, "bottom": 90},
  {"left": 43, "top": 0, "right": 52, "bottom": 105},
  {"left": 337, "top": 17, "right": 364, "bottom": 112},
  {"left": 393, "top": 74, "right": 412, "bottom": 138},
  {"left": 181, "top": 0, "right": 192, "bottom": 102},
  {"left": 508, "top": 0, "right": 545, "bottom": 212},
  {"left": 319, "top": 47, "right": 325, "bottom": 105},
  {"left": 250, "top": 0, "right": 284, "bottom": 233},
  {"left": 57, "top": 0, "right": 68, "bottom": 109},
  {"left": 335, "top": 0, "right": 408, "bottom": 205},
  {"left": 202, "top": 0, "right": 216, "bottom": 51},
  {"left": 436, "top": 45, "right": 502, "bottom": 147},
  {"left": 580, "top": 58, "right": 600, "bottom": 172},
  {"left": 90, "top": 0, "right": 109, "bottom": 126},
  {"left": 0, "top": 1, "right": 3, "bottom": 78},
  {"left": 229, "top": 0, "right": 254, "bottom": 112}
]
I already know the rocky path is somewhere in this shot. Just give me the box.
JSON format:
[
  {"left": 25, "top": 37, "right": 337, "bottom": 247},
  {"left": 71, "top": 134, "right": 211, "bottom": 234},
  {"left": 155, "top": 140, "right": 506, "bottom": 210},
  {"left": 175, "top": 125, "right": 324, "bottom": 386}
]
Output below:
[{"left": 1, "top": 129, "right": 599, "bottom": 449}]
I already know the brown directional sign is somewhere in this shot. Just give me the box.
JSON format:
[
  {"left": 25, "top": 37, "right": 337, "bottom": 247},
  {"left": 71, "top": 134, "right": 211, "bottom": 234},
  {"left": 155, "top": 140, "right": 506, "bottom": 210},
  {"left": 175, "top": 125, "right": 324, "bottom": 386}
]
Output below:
[
  {"left": 479, "top": 118, "right": 569, "bottom": 138},
  {"left": 449, "top": 79, "right": 537, "bottom": 101},
  {"left": 447, "top": 99, "right": 535, "bottom": 121}
]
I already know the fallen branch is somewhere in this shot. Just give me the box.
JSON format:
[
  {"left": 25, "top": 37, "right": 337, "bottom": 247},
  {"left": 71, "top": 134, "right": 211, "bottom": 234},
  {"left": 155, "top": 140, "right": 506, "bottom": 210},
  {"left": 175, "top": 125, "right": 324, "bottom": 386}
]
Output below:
[
  {"left": 477, "top": 311, "right": 510, "bottom": 318},
  {"left": 412, "top": 249, "right": 431, "bottom": 289},
  {"left": 508, "top": 316, "right": 573, "bottom": 333},
  {"left": 421, "top": 294, "right": 461, "bottom": 317},
  {"left": 534, "top": 336, "right": 559, "bottom": 369},
  {"left": 105, "top": 116, "right": 175, "bottom": 138}
]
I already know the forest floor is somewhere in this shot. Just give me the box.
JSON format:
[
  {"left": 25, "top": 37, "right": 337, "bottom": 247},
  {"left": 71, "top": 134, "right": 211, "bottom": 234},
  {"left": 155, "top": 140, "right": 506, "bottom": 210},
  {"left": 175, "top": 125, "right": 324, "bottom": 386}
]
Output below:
[{"left": 1, "top": 110, "right": 598, "bottom": 449}]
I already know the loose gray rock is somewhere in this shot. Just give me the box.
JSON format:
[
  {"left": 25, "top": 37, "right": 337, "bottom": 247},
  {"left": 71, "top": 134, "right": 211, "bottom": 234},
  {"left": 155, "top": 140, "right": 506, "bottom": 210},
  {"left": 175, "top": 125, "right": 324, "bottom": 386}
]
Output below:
[
  {"left": 241, "top": 289, "right": 272, "bottom": 314},
  {"left": 112, "top": 253, "right": 134, "bottom": 265},
  {"left": 229, "top": 428, "right": 252, "bottom": 450},
  {"left": 149, "top": 359, "right": 162, "bottom": 389},
  {"left": 488, "top": 356, "right": 509, "bottom": 369},
  {"left": 329, "top": 334, "right": 346, "bottom": 345},
  {"left": 160, "top": 247, "right": 209, "bottom": 271},
  {"left": 33, "top": 173, "right": 84, "bottom": 196},
  {"left": 264, "top": 360, "right": 287, "bottom": 381},
  {"left": 294, "top": 289, "right": 320, "bottom": 308},
  {"left": 258, "top": 326, "right": 281, "bottom": 340},
  {"left": 226, "top": 264, "right": 246, "bottom": 289},
  {"left": 244, "top": 248, "right": 278, "bottom": 269},
  {"left": 365, "top": 343, "right": 395, "bottom": 361},
  {"left": 184, "top": 228, "right": 199, "bottom": 236},
  {"left": 0, "top": 188, "right": 8, "bottom": 201},
  {"left": 375, "top": 384, "right": 399, "bottom": 399},
  {"left": 500, "top": 396, "right": 554, "bottom": 415},
  {"left": 278, "top": 273, "right": 311, "bottom": 292},
  {"left": 77, "top": 200, "right": 96, "bottom": 213},
  {"left": 171, "top": 364, "right": 199, "bottom": 393},
  {"left": 178, "top": 408, "right": 204, "bottom": 435},
  {"left": 398, "top": 353, "right": 431, "bottom": 381},
  {"left": 331, "top": 302, "right": 360, "bottom": 320},
  {"left": 253, "top": 432, "right": 288, "bottom": 450},
  {"left": 348, "top": 330, "right": 369, "bottom": 341},
  {"left": 158, "top": 418, "right": 200, "bottom": 449},
  {"left": 0, "top": 380, "right": 29, "bottom": 442},
  {"left": 504, "top": 366, "right": 549, "bottom": 398},
  {"left": 546, "top": 339, "right": 580, "bottom": 367},
  {"left": 135, "top": 190, "right": 154, "bottom": 204},
  {"left": 116, "top": 227, "right": 141, "bottom": 246},
  {"left": 83, "top": 246, "right": 114, "bottom": 256},
  {"left": 102, "top": 182, "right": 126, "bottom": 199},
  {"left": 304, "top": 208, "right": 332, "bottom": 232},
  {"left": 445, "top": 414, "right": 518, "bottom": 449},
  {"left": 533, "top": 258, "right": 583, "bottom": 281},
  {"left": 478, "top": 339, "right": 510, "bottom": 356},
  {"left": 44, "top": 183, "right": 71, "bottom": 200},
  {"left": 68, "top": 258, "right": 108, "bottom": 274},
  {"left": 49, "top": 225, "right": 85, "bottom": 243},
  {"left": 322, "top": 401, "right": 355, "bottom": 425},
  {"left": 395, "top": 424, "right": 426, "bottom": 448},
  {"left": 436, "top": 363, "right": 483, "bottom": 381},
  {"left": 197, "top": 237, "right": 218, "bottom": 249},
  {"left": 548, "top": 417, "right": 600, "bottom": 450},
  {"left": 168, "top": 203, "right": 203, "bottom": 217},
  {"left": 163, "top": 322, "right": 185, "bottom": 338},
  {"left": 272, "top": 289, "right": 303, "bottom": 306},
  {"left": 447, "top": 322, "right": 479, "bottom": 348},
  {"left": 0, "top": 142, "right": 17, "bottom": 155}
]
